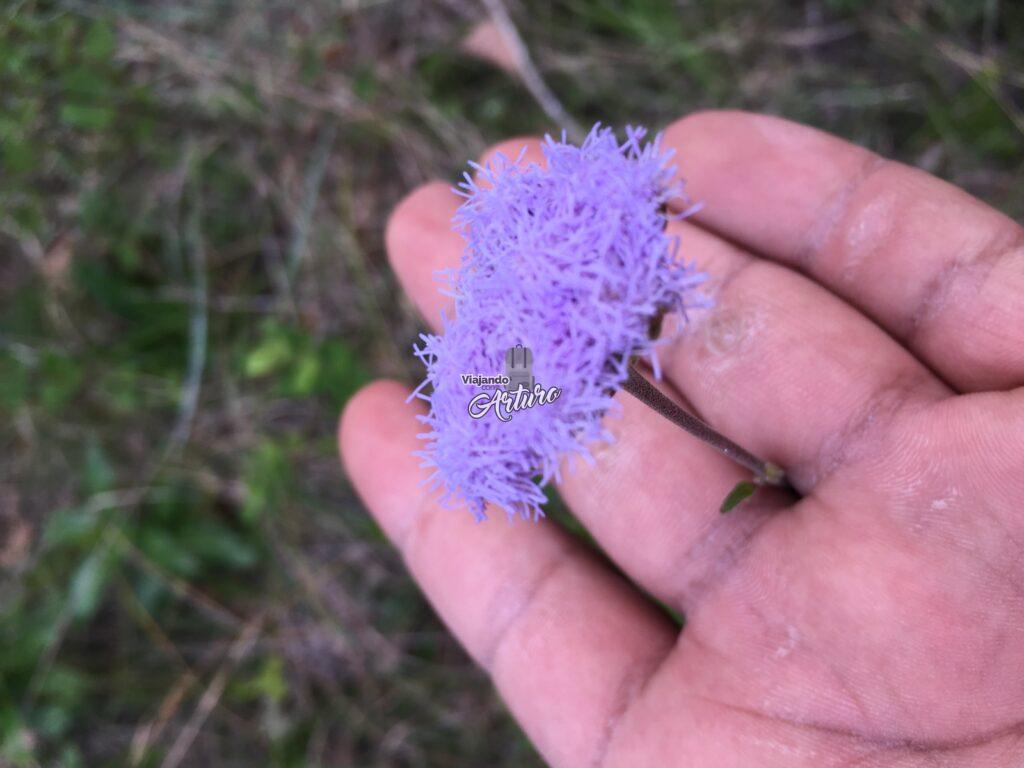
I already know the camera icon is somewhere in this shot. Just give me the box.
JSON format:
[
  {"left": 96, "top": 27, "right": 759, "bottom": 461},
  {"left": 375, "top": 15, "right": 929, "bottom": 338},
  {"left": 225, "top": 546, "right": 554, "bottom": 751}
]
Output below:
[{"left": 504, "top": 345, "right": 535, "bottom": 392}]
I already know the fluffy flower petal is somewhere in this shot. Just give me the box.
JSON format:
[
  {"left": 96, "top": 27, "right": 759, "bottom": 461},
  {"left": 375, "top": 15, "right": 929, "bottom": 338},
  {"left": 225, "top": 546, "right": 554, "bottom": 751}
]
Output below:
[{"left": 412, "top": 124, "right": 707, "bottom": 521}]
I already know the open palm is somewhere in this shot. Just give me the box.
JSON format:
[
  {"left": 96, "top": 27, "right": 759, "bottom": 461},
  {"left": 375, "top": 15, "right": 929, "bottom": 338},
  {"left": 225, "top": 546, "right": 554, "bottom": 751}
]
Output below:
[{"left": 340, "top": 111, "right": 1024, "bottom": 767}]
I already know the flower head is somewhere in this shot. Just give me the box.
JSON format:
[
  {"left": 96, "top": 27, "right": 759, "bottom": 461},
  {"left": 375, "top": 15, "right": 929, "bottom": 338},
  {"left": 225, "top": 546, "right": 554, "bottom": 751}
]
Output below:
[{"left": 411, "top": 124, "right": 706, "bottom": 521}]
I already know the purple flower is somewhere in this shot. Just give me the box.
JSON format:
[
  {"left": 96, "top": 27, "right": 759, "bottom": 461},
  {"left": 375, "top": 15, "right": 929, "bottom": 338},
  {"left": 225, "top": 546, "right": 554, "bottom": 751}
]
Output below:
[{"left": 410, "top": 124, "right": 707, "bottom": 522}]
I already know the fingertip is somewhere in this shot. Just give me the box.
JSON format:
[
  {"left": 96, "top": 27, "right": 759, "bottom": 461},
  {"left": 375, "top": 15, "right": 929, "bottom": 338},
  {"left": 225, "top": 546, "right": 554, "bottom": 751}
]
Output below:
[
  {"left": 663, "top": 109, "right": 756, "bottom": 152},
  {"left": 339, "top": 379, "right": 428, "bottom": 543},
  {"left": 665, "top": 108, "right": 750, "bottom": 135},
  {"left": 339, "top": 376, "right": 404, "bottom": 438},
  {"left": 662, "top": 110, "right": 875, "bottom": 259},
  {"left": 384, "top": 181, "right": 462, "bottom": 329},
  {"left": 662, "top": 111, "right": 756, "bottom": 222},
  {"left": 385, "top": 181, "right": 460, "bottom": 273},
  {"left": 665, "top": 109, "right": 816, "bottom": 147},
  {"left": 339, "top": 379, "right": 410, "bottom": 479},
  {"left": 663, "top": 109, "right": 852, "bottom": 175}
]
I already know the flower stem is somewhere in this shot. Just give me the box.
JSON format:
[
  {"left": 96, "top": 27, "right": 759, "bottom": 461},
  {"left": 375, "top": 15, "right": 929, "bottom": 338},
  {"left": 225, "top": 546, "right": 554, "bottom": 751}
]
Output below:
[{"left": 621, "top": 363, "right": 789, "bottom": 489}]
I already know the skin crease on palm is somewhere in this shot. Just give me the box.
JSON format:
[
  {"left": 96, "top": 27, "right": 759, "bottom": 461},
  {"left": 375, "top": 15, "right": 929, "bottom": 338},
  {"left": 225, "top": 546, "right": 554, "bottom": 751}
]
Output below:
[{"left": 338, "top": 111, "right": 1024, "bottom": 767}]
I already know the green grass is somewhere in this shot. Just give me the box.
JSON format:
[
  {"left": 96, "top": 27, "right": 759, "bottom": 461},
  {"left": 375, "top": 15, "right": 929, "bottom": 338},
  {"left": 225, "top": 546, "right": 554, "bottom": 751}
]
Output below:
[{"left": 1, "top": 1, "right": 1021, "bottom": 765}]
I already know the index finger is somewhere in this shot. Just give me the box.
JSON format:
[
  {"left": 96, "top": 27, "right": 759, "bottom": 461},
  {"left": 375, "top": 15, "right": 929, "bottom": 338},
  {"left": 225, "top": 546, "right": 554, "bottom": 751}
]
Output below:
[
  {"left": 664, "top": 110, "right": 1024, "bottom": 392},
  {"left": 339, "top": 380, "right": 677, "bottom": 768}
]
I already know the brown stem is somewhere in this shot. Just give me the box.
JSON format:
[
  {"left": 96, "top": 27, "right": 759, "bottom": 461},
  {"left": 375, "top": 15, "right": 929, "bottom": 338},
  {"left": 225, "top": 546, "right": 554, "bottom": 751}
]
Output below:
[{"left": 621, "top": 363, "right": 789, "bottom": 488}]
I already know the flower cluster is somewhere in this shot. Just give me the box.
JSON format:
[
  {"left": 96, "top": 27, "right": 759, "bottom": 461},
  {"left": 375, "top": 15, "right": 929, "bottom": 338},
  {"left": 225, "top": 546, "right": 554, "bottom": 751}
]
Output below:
[{"left": 411, "top": 124, "right": 706, "bottom": 521}]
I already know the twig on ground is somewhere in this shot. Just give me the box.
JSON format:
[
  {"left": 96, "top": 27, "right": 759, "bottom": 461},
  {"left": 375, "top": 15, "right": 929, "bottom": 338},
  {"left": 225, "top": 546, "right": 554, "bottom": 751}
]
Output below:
[
  {"left": 288, "top": 122, "right": 337, "bottom": 276},
  {"left": 124, "top": 578, "right": 204, "bottom": 768},
  {"left": 130, "top": 673, "right": 196, "bottom": 767},
  {"left": 480, "top": 0, "right": 583, "bottom": 140},
  {"left": 112, "top": 527, "right": 242, "bottom": 629},
  {"left": 159, "top": 614, "right": 264, "bottom": 768},
  {"left": 165, "top": 142, "right": 208, "bottom": 459}
]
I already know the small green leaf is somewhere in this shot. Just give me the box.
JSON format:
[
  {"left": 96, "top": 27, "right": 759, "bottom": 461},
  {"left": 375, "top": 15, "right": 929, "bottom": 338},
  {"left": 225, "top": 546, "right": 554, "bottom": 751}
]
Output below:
[
  {"left": 1, "top": 137, "right": 35, "bottom": 175},
  {"left": 232, "top": 655, "right": 288, "bottom": 704},
  {"left": 318, "top": 339, "right": 368, "bottom": 406},
  {"left": 83, "top": 439, "right": 115, "bottom": 495},
  {"left": 353, "top": 66, "right": 377, "bottom": 101},
  {"left": 44, "top": 506, "right": 102, "bottom": 549},
  {"left": 244, "top": 335, "right": 292, "bottom": 378},
  {"left": 38, "top": 350, "right": 83, "bottom": 412},
  {"left": 0, "top": 715, "right": 36, "bottom": 764},
  {"left": 288, "top": 351, "right": 320, "bottom": 395},
  {"left": 59, "top": 104, "right": 115, "bottom": 131},
  {"left": 719, "top": 480, "right": 757, "bottom": 514},
  {"left": 138, "top": 527, "right": 199, "bottom": 577},
  {"left": 241, "top": 441, "right": 290, "bottom": 523},
  {"left": 180, "top": 517, "right": 259, "bottom": 570},
  {"left": 0, "top": 351, "right": 29, "bottom": 411},
  {"left": 81, "top": 21, "right": 117, "bottom": 62},
  {"left": 34, "top": 706, "right": 71, "bottom": 739},
  {"left": 69, "top": 548, "right": 115, "bottom": 620}
]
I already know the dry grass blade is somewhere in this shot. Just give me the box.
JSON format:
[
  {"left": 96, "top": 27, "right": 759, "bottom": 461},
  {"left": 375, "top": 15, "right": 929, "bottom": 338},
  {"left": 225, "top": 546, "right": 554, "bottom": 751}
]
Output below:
[{"left": 159, "top": 615, "right": 265, "bottom": 768}]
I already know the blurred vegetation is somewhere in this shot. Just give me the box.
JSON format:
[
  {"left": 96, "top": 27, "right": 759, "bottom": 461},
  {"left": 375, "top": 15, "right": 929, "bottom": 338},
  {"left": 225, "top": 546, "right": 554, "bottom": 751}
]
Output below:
[{"left": 0, "top": 0, "right": 1021, "bottom": 766}]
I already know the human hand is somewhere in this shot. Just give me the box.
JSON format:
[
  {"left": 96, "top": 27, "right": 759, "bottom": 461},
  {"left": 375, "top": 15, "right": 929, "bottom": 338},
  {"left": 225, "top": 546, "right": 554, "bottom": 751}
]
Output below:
[{"left": 339, "top": 111, "right": 1024, "bottom": 767}]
